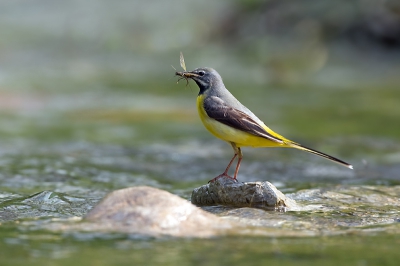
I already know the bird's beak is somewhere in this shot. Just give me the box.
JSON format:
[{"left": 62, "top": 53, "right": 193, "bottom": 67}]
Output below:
[{"left": 175, "top": 71, "right": 199, "bottom": 78}]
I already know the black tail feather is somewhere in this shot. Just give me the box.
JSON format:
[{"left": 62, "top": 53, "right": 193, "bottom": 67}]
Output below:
[{"left": 288, "top": 142, "right": 353, "bottom": 169}]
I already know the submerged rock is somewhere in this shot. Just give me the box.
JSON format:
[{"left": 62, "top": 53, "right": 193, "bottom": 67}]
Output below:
[
  {"left": 191, "top": 176, "right": 296, "bottom": 210},
  {"left": 84, "top": 186, "right": 232, "bottom": 237},
  {"left": 13, "top": 184, "right": 400, "bottom": 238}
]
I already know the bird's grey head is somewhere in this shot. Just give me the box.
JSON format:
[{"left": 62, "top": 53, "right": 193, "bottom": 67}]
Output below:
[{"left": 176, "top": 67, "right": 223, "bottom": 95}]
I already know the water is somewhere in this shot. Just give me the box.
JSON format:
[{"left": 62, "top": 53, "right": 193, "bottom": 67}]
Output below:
[{"left": 1, "top": 0, "right": 400, "bottom": 265}]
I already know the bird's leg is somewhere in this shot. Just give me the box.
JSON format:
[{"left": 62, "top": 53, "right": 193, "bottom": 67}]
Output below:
[
  {"left": 222, "top": 153, "right": 237, "bottom": 176},
  {"left": 208, "top": 142, "right": 240, "bottom": 183},
  {"left": 233, "top": 147, "right": 243, "bottom": 180},
  {"left": 208, "top": 153, "right": 237, "bottom": 183}
]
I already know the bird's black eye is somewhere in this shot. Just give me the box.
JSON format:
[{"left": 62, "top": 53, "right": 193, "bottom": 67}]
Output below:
[{"left": 198, "top": 71, "right": 205, "bottom": 76}]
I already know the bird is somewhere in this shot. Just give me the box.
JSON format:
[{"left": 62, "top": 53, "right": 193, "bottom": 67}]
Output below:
[{"left": 175, "top": 67, "right": 353, "bottom": 182}]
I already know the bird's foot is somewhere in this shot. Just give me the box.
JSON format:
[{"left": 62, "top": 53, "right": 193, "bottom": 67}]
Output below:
[{"left": 208, "top": 173, "right": 238, "bottom": 183}]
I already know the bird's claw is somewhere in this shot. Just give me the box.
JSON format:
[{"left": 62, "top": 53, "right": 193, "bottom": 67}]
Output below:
[{"left": 208, "top": 173, "right": 238, "bottom": 183}]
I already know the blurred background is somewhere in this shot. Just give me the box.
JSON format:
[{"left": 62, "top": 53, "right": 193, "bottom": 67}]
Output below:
[
  {"left": 1, "top": 0, "right": 400, "bottom": 264},
  {"left": 1, "top": 0, "right": 399, "bottom": 186}
]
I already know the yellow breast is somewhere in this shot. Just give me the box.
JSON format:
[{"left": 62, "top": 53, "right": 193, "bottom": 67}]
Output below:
[{"left": 196, "top": 95, "right": 283, "bottom": 148}]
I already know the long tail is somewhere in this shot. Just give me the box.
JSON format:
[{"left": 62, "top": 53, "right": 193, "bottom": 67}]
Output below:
[{"left": 287, "top": 141, "right": 353, "bottom": 169}]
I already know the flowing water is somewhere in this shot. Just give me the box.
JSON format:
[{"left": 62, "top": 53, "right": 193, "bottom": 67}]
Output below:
[{"left": 1, "top": 1, "right": 400, "bottom": 265}]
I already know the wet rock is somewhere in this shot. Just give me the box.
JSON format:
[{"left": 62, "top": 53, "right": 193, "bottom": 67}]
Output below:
[
  {"left": 84, "top": 186, "right": 232, "bottom": 237},
  {"left": 191, "top": 176, "right": 296, "bottom": 210},
  {"left": 17, "top": 185, "right": 400, "bottom": 238}
]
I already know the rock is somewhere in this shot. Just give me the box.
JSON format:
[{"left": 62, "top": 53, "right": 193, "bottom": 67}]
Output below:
[
  {"left": 26, "top": 185, "right": 400, "bottom": 238},
  {"left": 84, "top": 186, "right": 232, "bottom": 237},
  {"left": 191, "top": 176, "right": 296, "bottom": 210}
]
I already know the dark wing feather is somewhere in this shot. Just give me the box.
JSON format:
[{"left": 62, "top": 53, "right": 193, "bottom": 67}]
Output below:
[{"left": 203, "top": 96, "right": 283, "bottom": 143}]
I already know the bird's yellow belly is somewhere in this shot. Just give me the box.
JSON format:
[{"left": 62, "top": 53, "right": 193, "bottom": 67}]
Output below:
[{"left": 196, "top": 95, "right": 282, "bottom": 148}]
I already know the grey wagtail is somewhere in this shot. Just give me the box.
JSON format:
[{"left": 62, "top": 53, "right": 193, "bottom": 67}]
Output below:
[{"left": 175, "top": 67, "right": 353, "bottom": 182}]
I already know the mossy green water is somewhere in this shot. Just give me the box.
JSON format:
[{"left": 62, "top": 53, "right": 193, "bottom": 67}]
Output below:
[
  {"left": 1, "top": 226, "right": 400, "bottom": 265},
  {"left": 1, "top": 0, "right": 400, "bottom": 265}
]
